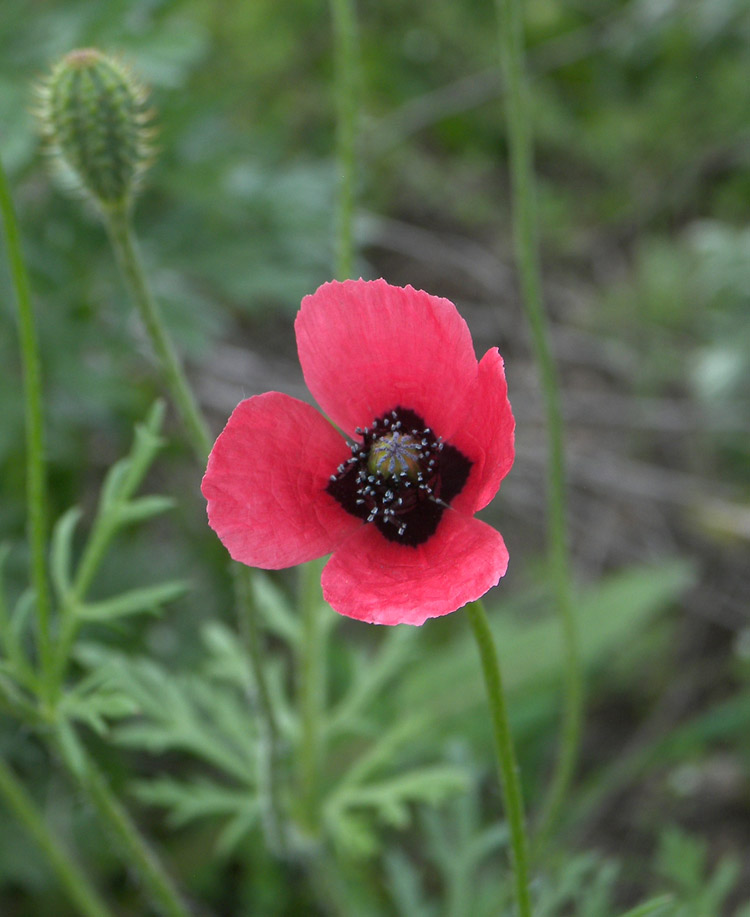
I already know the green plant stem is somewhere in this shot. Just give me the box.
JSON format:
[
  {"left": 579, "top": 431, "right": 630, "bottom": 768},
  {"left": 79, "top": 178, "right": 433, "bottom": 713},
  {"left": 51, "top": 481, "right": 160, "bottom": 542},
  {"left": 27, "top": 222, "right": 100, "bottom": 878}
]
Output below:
[
  {"left": 62, "top": 746, "right": 192, "bottom": 917},
  {"left": 329, "top": 0, "right": 358, "bottom": 280},
  {"left": 102, "top": 204, "right": 285, "bottom": 852},
  {"left": 104, "top": 204, "right": 212, "bottom": 460},
  {"left": 298, "top": 559, "right": 326, "bottom": 835},
  {"left": 232, "top": 563, "right": 286, "bottom": 854},
  {"left": 0, "top": 156, "right": 54, "bottom": 699},
  {"left": 466, "top": 600, "right": 531, "bottom": 917},
  {"left": 0, "top": 757, "right": 113, "bottom": 917},
  {"left": 494, "top": 0, "right": 583, "bottom": 851}
]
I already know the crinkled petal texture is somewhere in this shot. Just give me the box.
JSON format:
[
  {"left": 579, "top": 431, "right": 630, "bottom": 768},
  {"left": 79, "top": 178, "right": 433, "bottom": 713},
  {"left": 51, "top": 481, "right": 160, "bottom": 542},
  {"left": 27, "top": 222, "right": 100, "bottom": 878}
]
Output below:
[
  {"left": 202, "top": 393, "right": 360, "bottom": 568},
  {"left": 322, "top": 512, "right": 509, "bottom": 625},
  {"left": 204, "top": 279, "right": 515, "bottom": 626},
  {"left": 296, "top": 279, "right": 480, "bottom": 439}
]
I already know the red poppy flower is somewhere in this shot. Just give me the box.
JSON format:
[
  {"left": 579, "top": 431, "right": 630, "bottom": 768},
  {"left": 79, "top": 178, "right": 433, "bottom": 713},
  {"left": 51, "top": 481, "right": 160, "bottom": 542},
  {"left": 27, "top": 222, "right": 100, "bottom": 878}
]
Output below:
[{"left": 202, "top": 279, "right": 514, "bottom": 626}]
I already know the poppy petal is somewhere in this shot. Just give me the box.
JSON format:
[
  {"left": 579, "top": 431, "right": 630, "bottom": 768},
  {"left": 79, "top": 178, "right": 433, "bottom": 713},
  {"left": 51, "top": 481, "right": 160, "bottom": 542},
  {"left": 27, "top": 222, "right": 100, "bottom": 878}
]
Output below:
[
  {"left": 296, "top": 279, "right": 479, "bottom": 439},
  {"left": 451, "top": 347, "right": 515, "bottom": 514},
  {"left": 202, "top": 393, "right": 361, "bottom": 569},
  {"left": 321, "top": 511, "right": 509, "bottom": 625}
]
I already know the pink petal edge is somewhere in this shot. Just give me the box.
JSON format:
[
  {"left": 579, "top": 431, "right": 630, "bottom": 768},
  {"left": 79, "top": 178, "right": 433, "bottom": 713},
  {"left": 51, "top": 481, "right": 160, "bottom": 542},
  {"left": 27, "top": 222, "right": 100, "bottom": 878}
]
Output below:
[
  {"left": 450, "top": 347, "right": 515, "bottom": 515},
  {"left": 321, "top": 511, "right": 509, "bottom": 626},
  {"left": 202, "top": 392, "right": 361, "bottom": 569},
  {"left": 296, "top": 279, "right": 480, "bottom": 439}
]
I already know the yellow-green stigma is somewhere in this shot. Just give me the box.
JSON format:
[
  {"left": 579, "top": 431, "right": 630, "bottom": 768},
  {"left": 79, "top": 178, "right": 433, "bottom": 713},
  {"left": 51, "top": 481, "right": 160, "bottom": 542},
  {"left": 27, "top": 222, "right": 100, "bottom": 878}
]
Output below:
[{"left": 367, "top": 431, "right": 421, "bottom": 480}]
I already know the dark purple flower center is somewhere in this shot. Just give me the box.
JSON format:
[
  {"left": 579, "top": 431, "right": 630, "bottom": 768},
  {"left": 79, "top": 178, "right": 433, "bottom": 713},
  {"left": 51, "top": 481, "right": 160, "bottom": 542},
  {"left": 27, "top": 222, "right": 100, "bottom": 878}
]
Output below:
[{"left": 327, "top": 407, "right": 472, "bottom": 546}]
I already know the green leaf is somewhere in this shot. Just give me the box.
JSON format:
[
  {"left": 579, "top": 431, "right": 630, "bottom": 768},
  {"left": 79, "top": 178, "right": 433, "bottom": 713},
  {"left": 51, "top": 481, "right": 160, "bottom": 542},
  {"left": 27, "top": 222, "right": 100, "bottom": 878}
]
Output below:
[
  {"left": 0, "top": 671, "right": 41, "bottom": 722},
  {"left": 330, "top": 810, "right": 380, "bottom": 859},
  {"left": 337, "top": 715, "right": 433, "bottom": 791},
  {"left": 615, "top": 895, "right": 675, "bottom": 917},
  {"left": 56, "top": 718, "right": 86, "bottom": 779},
  {"left": 331, "top": 765, "right": 469, "bottom": 830},
  {"left": 102, "top": 654, "right": 257, "bottom": 784},
  {"left": 656, "top": 827, "right": 741, "bottom": 916},
  {"left": 99, "top": 400, "right": 166, "bottom": 511},
  {"left": 122, "top": 400, "right": 168, "bottom": 497},
  {"left": 201, "top": 622, "right": 253, "bottom": 690},
  {"left": 76, "top": 579, "right": 189, "bottom": 622},
  {"left": 327, "top": 626, "right": 416, "bottom": 738},
  {"left": 50, "top": 507, "right": 82, "bottom": 601},
  {"left": 252, "top": 572, "right": 299, "bottom": 645},
  {"left": 114, "top": 495, "right": 176, "bottom": 527},
  {"left": 215, "top": 806, "right": 261, "bottom": 858},
  {"left": 60, "top": 668, "right": 139, "bottom": 735},
  {"left": 10, "top": 588, "right": 34, "bottom": 651},
  {"left": 383, "top": 850, "right": 436, "bottom": 917},
  {"left": 133, "top": 776, "right": 257, "bottom": 831},
  {"left": 98, "top": 457, "right": 132, "bottom": 512}
]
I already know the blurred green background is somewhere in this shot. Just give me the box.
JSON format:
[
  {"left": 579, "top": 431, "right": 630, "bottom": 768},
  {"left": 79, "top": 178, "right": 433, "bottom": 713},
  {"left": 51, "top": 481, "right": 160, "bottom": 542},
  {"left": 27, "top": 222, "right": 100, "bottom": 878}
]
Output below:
[{"left": 2, "top": 0, "right": 750, "bottom": 914}]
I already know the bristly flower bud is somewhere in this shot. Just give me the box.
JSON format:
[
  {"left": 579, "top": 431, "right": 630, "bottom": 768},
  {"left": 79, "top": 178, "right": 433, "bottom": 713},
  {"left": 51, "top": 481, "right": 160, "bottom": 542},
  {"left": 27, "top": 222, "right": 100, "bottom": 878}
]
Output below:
[{"left": 36, "top": 48, "right": 153, "bottom": 210}]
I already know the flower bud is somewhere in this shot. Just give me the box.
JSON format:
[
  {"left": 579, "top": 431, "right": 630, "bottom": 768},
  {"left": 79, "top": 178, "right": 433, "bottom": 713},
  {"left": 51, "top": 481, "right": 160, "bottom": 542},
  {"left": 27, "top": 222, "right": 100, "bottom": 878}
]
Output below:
[{"left": 37, "top": 48, "right": 153, "bottom": 210}]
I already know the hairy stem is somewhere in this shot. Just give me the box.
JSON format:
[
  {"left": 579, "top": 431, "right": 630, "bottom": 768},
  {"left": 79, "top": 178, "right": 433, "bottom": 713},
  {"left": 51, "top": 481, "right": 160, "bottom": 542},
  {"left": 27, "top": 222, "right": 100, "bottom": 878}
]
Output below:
[
  {"left": 494, "top": 0, "right": 583, "bottom": 851},
  {"left": 104, "top": 205, "right": 212, "bottom": 460},
  {"left": 466, "top": 600, "right": 531, "bottom": 917},
  {"left": 0, "top": 156, "right": 54, "bottom": 699},
  {"left": 329, "top": 0, "right": 358, "bottom": 280},
  {"left": 62, "top": 745, "right": 192, "bottom": 917},
  {"left": 0, "top": 757, "right": 113, "bottom": 917},
  {"left": 102, "top": 204, "right": 284, "bottom": 852}
]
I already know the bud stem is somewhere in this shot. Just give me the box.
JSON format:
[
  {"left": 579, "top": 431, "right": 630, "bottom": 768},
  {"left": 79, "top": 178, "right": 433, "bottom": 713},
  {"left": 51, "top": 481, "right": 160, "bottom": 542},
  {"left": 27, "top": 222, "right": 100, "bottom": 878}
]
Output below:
[
  {"left": 103, "top": 203, "right": 288, "bottom": 855},
  {"left": 0, "top": 757, "right": 113, "bottom": 917},
  {"left": 0, "top": 154, "right": 54, "bottom": 699},
  {"left": 57, "top": 741, "right": 192, "bottom": 917},
  {"left": 493, "top": 0, "right": 583, "bottom": 856},
  {"left": 104, "top": 205, "right": 212, "bottom": 459}
]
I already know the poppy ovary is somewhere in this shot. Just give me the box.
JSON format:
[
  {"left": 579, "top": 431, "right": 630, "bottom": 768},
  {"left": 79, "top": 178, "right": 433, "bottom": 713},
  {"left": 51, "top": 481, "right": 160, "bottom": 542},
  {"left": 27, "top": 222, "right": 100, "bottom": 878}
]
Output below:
[{"left": 367, "top": 430, "right": 422, "bottom": 480}]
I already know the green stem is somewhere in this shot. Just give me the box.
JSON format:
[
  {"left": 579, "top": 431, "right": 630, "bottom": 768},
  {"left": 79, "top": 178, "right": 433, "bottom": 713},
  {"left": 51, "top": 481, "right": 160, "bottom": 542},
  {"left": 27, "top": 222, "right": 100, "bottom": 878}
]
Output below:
[
  {"left": 494, "top": 0, "right": 583, "bottom": 850},
  {"left": 0, "top": 757, "right": 113, "bottom": 917},
  {"left": 103, "top": 205, "right": 212, "bottom": 460},
  {"left": 0, "top": 155, "right": 54, "bottom": 699},
  {"left": 298, "top": 559, "right": 326, "bottom": 835},
  {"left": 466, "top": 600, "right": 531, "bottom": 917},
  {"left": 62, "top": 746, "right": 192, "bottom": 917},
  {"left": 232, "top": 563, "right": 285, "bottom": 853},
  {"left": 329, "top": 0, "right": 358, "bottom": 280},
  {"left": 102, "top": 204, "right": 285, "bottom": 853}
]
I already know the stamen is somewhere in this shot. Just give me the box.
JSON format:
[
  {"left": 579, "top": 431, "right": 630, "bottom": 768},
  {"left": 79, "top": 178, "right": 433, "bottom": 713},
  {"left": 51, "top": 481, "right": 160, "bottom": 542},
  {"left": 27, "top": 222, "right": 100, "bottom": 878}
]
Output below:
[{"left": 326, "top": 406, "right": 471, "bottom": 547}]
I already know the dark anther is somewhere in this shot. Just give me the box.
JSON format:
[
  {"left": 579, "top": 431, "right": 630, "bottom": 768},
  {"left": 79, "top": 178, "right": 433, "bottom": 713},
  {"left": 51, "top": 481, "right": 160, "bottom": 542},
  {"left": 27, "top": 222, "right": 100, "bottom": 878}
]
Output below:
[{"left": 326, "top": 406, "right": 472, "bottom": 547}]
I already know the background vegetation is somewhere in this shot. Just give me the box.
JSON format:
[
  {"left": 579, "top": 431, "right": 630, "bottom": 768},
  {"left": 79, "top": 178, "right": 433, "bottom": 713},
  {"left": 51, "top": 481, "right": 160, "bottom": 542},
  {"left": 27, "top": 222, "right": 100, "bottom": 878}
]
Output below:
[{"left": 1, "top": 0, "right": 749, "bottom": 913}]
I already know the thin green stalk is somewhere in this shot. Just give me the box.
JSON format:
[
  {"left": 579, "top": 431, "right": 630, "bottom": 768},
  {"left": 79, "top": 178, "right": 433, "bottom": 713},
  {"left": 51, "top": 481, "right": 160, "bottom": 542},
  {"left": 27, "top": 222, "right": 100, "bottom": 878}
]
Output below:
[
  {"left": 494, "top": 0, "right": 583, "bottom": 851},
  {"left": 101, "top": 204, "right": 284, "bottom": 853},
  {"left": 466, "top": 600, "right": 531, "bottom": 917},
  {"left": 103, "top": 204, "right": 212, "bottom": 459},
  {"left": 232, "top": 563, "right": 286, "bottom": 854},
  {"left": 329, "top": 0, "right": 358, "bottom": 280},
  {"left": 0, "top": 757, "right": 113, "bottom": 917},
  {"left": 298, "top": 559, "right": 326, "bottom": 835},
  {"left": 0, "top": 156, "right": 54, "bottom": 698},
  {"left": 2, "top": 160, "right": 188, "bottom": 916},
  {"left": 62, "top": 746, "right": 191, "bottom": 917}
]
